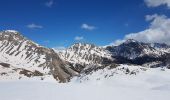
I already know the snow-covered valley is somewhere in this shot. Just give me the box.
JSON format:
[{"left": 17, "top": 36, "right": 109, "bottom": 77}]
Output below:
[{"left": 0, "top": 66, "right": 170, "bottom": 100}]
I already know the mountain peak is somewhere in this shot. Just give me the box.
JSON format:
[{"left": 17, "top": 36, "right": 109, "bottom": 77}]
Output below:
[
  {"left": 72, "top": 42, "right": 95, "bottom": 47},
  {"left": 124, "top": 39, "right": 138, "bottom": 44},
  {"left": 2, "top": 30, "right": 19, "bottom": 34},
  {"left": 70, "top": 43, "right": 96, "bottom": 50},
  {"left": 4, "top": 30, "right": 18, "bottom": 32}
]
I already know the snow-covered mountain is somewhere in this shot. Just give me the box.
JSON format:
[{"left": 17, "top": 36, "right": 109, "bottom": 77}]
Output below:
[
  {"left": 106, "top": 39, "right": 166, "bottom": 59},
  {"left": 0, "top": 30, "right": 78, "bottom": 82},
  {"left": 1, "top": 30, "right": 170, "bottom": 83},
  {"left": 106, "top": 39, "right": 170, "bottom": 66},
  {"left": 150, "top": 43, "right": 170, "bottom": 53},
  {"left": 59, "top": 39, "right": 170, "bottom": 70},
  {"left": 58, "top": 43, "right": 113, "bottom": 65}
]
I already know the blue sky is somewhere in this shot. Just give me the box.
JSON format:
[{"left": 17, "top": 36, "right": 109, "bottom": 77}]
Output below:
[{"left": 0, "top": 0, "right": 170, "bottom": 48}]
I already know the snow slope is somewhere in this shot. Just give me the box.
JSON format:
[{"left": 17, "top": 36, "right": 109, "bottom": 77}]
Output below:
[
  {"left": 0, "top": 30, "right": 78, "bottom": 82},
  {"left": 0, "top": 65, "right": 55, "bottom": 81},
  {"left": 0, "top": 65, "right": 170, "bottom": 100},
  {"left": 58, "top": 43, "right": 113, "bottom": 65},
  {"left": 0, "top": 30, "right": 49, "bottom": 73}
]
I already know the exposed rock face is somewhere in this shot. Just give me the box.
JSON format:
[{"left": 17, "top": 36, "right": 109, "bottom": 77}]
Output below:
[
  {"left": 0, "top": 30, "right": 78, "bottom": 82},
  {"left": 47, "top": 50, "right": 78, "bottom": 82}
]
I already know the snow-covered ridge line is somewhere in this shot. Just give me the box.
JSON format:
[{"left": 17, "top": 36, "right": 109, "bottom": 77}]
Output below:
[
  {"left": 58, "top": 39, "right": 170, "bottom": 69},
  {"left": 3, "top": 30, "right": 19, "bottom": 33},
  {"left": 58, "top": 42, "right": 113, "bottom": 66},
  {"left": 0, "top": 30, "right": 78, "bottom": 82}
]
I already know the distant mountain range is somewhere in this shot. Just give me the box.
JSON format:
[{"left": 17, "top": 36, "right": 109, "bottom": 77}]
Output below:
[{"left": 0, "top": 30, "right": 170, "bottom": 82}]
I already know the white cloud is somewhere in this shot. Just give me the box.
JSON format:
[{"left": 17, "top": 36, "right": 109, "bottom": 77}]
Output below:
[
  {"left": 74, "top": 36, "right": 84, "bottom": 41},
  {"left": 145, "top": 0, "right": 170, "bottom": 8},
  {"left": 27, "top": 23, "right": 43, "bottom": 29},
  {"left": 81, "top": 24, "right": 96, "bottom": 31},
  {"left": 145, "top": 14, "right": 160, "bottom": 21},
  {"left": 111, "top": 39, "right": 126, "bottom": 46},
  {"left": 45, "top": 0, "right": 54, "bottom": 7},
  {"left": 112, "top": 14, "right": 170, "bottom": 45}
]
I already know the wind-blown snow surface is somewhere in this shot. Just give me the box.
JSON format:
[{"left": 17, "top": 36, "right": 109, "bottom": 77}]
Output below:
[{"left": 0, "top": 66, "right": 170, "bottom": 100}]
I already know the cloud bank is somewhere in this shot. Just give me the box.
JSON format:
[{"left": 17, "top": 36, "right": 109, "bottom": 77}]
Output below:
[
  {"left": 145, "top": 0, "right": 170, "bottom": 8},
  {"left": 112, "top": 14, "right": 170, "bottom": 45}
]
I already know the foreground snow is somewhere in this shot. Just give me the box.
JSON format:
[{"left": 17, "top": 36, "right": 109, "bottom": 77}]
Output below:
[{"left": 0, "top": 66, "right": 170, "bottom": 100}]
